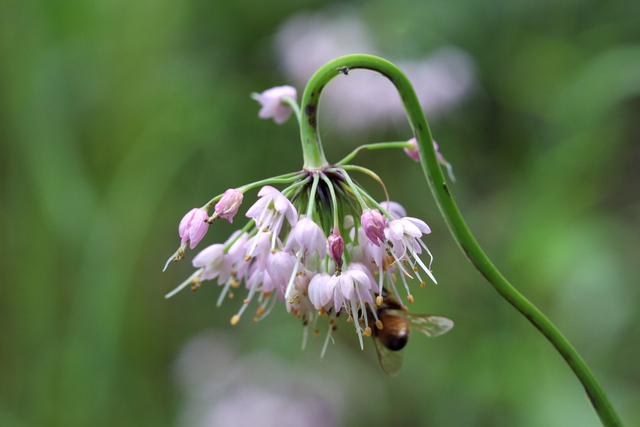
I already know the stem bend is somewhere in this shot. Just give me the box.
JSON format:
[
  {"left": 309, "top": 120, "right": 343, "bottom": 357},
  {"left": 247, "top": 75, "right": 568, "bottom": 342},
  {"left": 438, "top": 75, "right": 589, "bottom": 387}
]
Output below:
[{"left": 299, "top": 54, "right": 622, "bottom": 426}]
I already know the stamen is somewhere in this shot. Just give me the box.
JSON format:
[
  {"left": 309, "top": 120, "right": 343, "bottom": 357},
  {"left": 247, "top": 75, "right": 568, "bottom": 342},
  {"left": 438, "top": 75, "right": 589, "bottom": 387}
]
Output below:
[
  {"left": 399, "top": 271, "right": 412, "bottom": 301},
  {"left": 216, "top": 278, "right": 234, "bottom": 306},
  {"left": 257, "top": 293, "right": 278, "bottom": 320},
  {"left": 350, "top": 298, "right": 364, "bottom": 350},
  {"left": 284, "top": 249, "right": 302, "bottom": 300},
  {"left": 417, "top": 238, "right": 435, "bottom": 270},
  {"left": 165, "top": 269, "right": 203, "bottom": 299},
  {"left": 230, "top": 315, "right": 240, "bottom": 325},
  {"left": 354, "top": 287, "right": 370, "bottom": 330},
  {"left": 412, "top": 248, "right": 437, "bottom": 284},
  {"left": 163, "top": 243, "right": 186, "bottom": 272},
  {"left": 388, "top": 276, "right": 405, "bottom": 307},
  {"left": 320, "top": 315, "right": 336, "bottom": 359}
]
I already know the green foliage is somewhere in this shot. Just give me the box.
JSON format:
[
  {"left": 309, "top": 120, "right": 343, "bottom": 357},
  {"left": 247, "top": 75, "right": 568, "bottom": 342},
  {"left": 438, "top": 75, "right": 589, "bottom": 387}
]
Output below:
[{"left": 0, "top": 0, "right": 638, "bottom": 426}]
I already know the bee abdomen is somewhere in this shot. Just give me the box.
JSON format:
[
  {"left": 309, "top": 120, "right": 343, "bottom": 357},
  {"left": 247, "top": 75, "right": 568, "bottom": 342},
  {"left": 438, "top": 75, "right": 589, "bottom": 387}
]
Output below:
[
  {"left": 380, "top": 328, "right": 409, "bottom": 351},
  {"left": 377, "top": 314, "right": 411, "bottom": 351}
]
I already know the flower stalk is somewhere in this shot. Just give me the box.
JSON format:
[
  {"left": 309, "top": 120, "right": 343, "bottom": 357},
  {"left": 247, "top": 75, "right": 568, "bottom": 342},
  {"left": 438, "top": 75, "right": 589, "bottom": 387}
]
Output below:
[{"left": 299, "top": 54, "right": 622, "bottom": 427}]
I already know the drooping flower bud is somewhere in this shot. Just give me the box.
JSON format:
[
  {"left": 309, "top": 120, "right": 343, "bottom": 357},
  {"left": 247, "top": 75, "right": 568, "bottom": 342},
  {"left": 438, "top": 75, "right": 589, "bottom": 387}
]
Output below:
[
  {"left": 404, "top": 137, "right": 446, "bottom": 162},
  {"left": 361, "top": 209, "right": 387, "bottom": 247},
  {"left": 214, "top": 189, "right": 244, "bottom": 223},
  {"left": 404, "top": 138, "right": 456, "bottom": 182},
  {"left": 404, "top": 137, "right": 421, "bottom": 162},
  {"left": 254, "top": 85, "right": 297, "bottom": 124},
  {"left": 328, "top": 228, "right": 344, "bottom": 271},
  {"left": 179, "top": 208, "right": 209, "bottom": 249}
]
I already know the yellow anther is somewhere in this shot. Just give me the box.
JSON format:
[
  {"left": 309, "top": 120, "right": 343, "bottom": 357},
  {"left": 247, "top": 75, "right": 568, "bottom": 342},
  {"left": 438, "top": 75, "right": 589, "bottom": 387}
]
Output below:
[
  {"left": 256, "top": 307, "right": 265, "bottom": 316},
  {"left": 375, "top": 320, "right": 383, "bottom": 330},
  {"left": 407, "top": 295, "right": 415, "bottom": 303},
  {"left": 420, "top": 282, "right": 426, "bottom": 288},
  {"left": 401, "top": 305, "right": 409, "bottom": 312},
  {"left": 376, "top": 295, "right": 383, "bottom": 306},
  {"left": 363, "top": 327, "right": 372, "bottom": 337},
  {"left": 230, "top": 315, "right": 240, "bottom": 325}
]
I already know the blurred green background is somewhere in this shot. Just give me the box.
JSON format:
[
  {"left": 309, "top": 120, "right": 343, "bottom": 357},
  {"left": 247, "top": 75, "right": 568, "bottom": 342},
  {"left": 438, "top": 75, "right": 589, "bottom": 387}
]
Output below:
[{"left": 1, "top": 0, "right": 639, "bottom": 426}]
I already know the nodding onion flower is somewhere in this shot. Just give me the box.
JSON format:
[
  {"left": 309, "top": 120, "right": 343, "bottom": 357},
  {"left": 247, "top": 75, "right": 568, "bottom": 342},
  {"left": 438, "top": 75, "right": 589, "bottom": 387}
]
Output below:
[{"left": 163, "top": 83, "right": 451, "bottom": 358}]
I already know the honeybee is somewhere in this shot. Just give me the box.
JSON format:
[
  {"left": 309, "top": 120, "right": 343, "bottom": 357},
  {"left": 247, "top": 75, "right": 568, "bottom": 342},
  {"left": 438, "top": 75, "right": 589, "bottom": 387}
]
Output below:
[{"left": 368, "top": 294, "right": 454, "bottom": 376}]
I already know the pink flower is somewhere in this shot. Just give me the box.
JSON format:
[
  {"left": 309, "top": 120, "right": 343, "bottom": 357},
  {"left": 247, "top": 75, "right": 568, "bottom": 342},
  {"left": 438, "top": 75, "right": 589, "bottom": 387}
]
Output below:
[
  {"left": 214, "top": 189, "right": 244, "bottom": 223},
  {"left": 267, "top": 251, "right": 298, "bottom": 292},
  {"left": 379, "top": 201, "right": 407, "bottom": 219},
  {"left": 179, "top": 208, "right": 209, "bottom": 249},
  {"left": 192, "top": 244, "right": 233, "bottom": 284},
  {"left": 246, "top": 186, "right": 298, "bottom": 236},
  {"left": 284, "top": 217, "right": 327, "bottom": 258},
  {"left": 361, "top": 209, "right": 387, "bottom": 247},
  {"left": 255, "top": 85, "right": 297, "bottom": 124},
  {"left": 404, "top": 138, "right": 456, "bottom": 181},
  {"left": 385, "top": 217, "right": 436, "bottom": 284},
  {"left": 404, "top": 137, "right": 421, "bottom": 162},
  {"left": 404, "top": 137, "right": 444, "bottom": 162},
  {"left": 308, "top": 274, "right": 335, "bottom": 311},
  {"left": 332, "top": 264, "right": 375, "bottom": 311}
]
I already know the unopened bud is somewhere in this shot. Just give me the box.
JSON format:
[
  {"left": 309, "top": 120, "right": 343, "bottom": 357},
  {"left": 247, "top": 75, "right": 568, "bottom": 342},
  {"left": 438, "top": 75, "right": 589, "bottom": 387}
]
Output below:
[
  {"left": 214, "top": 189, "right": 243, "bottom": 223},
  {"left": 361, "top": 209, "right": 387, "bottom": 247},
  {"left": 328, "top": 229, "right": 344, "bottom": 270},
  {"left": 178, "top": 208, "right": 209, "bottom": 249}
]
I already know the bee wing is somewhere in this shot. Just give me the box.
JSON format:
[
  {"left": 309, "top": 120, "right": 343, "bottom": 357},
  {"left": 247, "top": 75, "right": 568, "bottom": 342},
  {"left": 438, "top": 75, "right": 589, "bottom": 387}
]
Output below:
[
  {"left": 372, "top": 335, "right": 404, "bottom": 376},
  {"left": 388, "top": 310, "right": 454, "bottom": 338}
]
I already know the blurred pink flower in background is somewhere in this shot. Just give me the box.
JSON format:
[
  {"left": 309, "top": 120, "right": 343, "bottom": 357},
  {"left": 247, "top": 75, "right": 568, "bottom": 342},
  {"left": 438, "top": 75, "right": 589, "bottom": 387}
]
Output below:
[
  {"left": 275, "top": 9, "right": 476, "bottom": 132},
  {"left": 173, "top": 332, "right": 385, "bottom": 427}
]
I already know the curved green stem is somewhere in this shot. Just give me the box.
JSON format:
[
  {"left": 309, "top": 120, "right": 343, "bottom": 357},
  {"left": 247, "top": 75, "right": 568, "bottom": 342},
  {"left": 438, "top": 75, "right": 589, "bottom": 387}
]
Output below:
[
  {"left": 300, "top": 54, "right": 622, "bottom": 427},
  {"left": 335, "top": 141, "right": 412, "bottom": 165},
  {"left": 282, "top": 95, "right": 302, "bottom": 125}
]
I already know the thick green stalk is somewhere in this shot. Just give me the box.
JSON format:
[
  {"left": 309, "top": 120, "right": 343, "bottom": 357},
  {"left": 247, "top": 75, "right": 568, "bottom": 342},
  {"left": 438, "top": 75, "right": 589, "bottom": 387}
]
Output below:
[{"left": 299, "top": 54, "right": 622, "bottom": 426}]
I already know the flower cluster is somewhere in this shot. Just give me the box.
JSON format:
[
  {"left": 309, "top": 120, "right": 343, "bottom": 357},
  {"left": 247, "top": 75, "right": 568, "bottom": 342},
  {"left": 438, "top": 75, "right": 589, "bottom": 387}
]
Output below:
[{"left": 164, "top": 86, "right": 442, "bottom": 355}]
